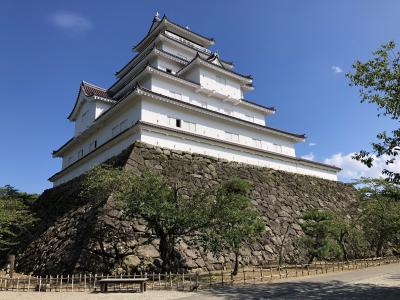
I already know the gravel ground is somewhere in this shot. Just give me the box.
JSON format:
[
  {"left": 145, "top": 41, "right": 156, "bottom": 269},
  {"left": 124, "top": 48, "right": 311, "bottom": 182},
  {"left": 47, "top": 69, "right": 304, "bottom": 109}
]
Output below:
[{"left": 0, "top": 290, "right": 195, "bottom": 300}]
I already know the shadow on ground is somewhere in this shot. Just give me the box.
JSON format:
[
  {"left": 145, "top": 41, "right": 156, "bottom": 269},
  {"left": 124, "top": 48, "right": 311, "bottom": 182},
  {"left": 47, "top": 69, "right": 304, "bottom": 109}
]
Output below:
[{"left": 189, "top": 280, "right": 400, "bottom": 300}]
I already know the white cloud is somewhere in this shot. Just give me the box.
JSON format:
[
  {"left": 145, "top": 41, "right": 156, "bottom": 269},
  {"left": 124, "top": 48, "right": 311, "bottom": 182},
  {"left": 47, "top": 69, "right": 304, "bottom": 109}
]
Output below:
[
  {"left": 301, "top": 152, "right": 315, "bottom": 161},
  {"left": 331, "top": 66, "right": 343, "bottom": 74},
  {"left": 49, "top": 11, "right": 93, "bottom": 36},
  {"left": 324, "top": 152, "right": 400, "bottom": 182},
  {"left": 309, "top": 142, "right": 317, "bottom": 147}
]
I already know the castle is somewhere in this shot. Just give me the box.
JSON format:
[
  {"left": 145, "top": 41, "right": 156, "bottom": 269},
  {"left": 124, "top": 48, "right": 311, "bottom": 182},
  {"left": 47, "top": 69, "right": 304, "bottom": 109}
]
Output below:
[{"left": 50, "top": 14, "right": 340, "bottom": 186}]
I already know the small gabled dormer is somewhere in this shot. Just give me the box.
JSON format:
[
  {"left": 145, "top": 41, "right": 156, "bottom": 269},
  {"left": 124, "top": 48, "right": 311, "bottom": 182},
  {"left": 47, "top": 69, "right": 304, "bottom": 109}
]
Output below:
[
  {"left": 177, "top": 53, "right": 253, "bottom": 101},
  {"left": 68, "top": 81, "right": 115, "bottom": 136}
]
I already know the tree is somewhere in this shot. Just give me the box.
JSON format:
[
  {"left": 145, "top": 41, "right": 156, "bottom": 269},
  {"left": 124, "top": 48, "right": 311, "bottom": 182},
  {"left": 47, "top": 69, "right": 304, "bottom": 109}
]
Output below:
[
  {"left": 200, "top": 178, "right": 265, "bottom": 275},
  {"left": 329, "top": 213, "right": 369, "bottom": 261},
  {"left": 299, "top": 209, "right": 341, "bottom": 264},
  {"left": 346, "top": 41, "right": 400, "bottom": 182},
  {"left": 0, "top": 185, "right": 37, "bottom": 250},
  {"left": 355, "top": 178, "right": 400, "bottom": 256},
  {"left": 82, "top": 167, "right": 217, "bottom": 271}
]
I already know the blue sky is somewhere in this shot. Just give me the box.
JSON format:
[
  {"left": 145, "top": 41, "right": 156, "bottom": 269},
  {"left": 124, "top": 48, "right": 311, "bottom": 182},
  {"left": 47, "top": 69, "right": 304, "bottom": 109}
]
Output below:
[{"left": 1, "top": 0, "right": 399, "bottom": 193}]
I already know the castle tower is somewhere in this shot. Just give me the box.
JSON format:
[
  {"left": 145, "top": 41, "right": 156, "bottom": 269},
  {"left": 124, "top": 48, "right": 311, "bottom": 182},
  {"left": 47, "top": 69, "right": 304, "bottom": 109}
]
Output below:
[{"left": 50, "top": 14, "right": 340, "bottom": 185}]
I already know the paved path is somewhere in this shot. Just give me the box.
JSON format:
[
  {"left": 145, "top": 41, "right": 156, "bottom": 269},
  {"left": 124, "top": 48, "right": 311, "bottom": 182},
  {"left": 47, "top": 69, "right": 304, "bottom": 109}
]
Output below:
[{"left": 181, "top": 263, "right": 400, "bottom": 300}]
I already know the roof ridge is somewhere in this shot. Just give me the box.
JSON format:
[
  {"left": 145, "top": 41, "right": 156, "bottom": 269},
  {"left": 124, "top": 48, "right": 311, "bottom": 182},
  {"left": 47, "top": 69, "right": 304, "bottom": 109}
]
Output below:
[{"left": 82, "top": 81, "right": 107, "bottom": 91}]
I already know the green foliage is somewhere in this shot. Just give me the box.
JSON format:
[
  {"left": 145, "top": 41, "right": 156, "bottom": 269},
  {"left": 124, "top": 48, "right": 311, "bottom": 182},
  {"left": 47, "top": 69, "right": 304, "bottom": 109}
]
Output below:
[
  {"left": 354, "top": 178, "right": 400, "bottom": 256},
  {"left": 82, "top": 167, "right": 217, "bottom": 271},
  {"left": 299, "top": 209, "right": 341, "bottom": 263},
  {"left": 300, "top": 179, "right": 400, "bottom": 261},
  {"left": 82, "top": 169, "right": 266, "bottom": 272},
  {"left": 0, "top": 185, "right": 37, "bottom": 250},
  {"left": 200, "top": 178, "right": 265, "bottom": 275},
  {"left": 346, "top": 41, "right": 400, "bottom": 182}
]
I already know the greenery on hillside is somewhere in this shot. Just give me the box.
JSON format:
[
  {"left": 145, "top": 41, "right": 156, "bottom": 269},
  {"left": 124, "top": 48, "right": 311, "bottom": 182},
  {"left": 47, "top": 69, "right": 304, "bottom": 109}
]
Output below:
[{"left": 347, "top": 41, "right": 400, "bottom": 183}]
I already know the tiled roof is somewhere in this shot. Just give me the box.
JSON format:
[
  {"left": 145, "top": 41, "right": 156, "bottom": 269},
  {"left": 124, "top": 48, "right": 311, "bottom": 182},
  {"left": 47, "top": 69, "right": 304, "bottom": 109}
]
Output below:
[{"left": 81, "top": 81, "right": 111, "bottom": 99}]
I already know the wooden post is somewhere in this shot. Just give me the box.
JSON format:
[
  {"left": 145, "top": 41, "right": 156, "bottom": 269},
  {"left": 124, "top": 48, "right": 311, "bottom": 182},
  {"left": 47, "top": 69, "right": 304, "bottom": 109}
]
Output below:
[
  {"left": 243, "top": 269, "right": 246, "bottom": 284},
  {"left": 39, "top": 276, "right": 42, "bottom": 292},
  {"left": 6, "top": 255, "right": 15, "bottom": 278},
  {"left": 28, "top": 275, "right": 31, "bottom": 292},
  {"left": 169, "top": 272, "right": 172, "bottom": 289},
  {"left": 270, "top": 266, "right": 273, "bottom": 280},
  {"left": 253, "top": 268, "right": 256, "bottom": 283},
  {"left": 196, "top": 272, "right": 199, "bottom": 290},
  {"left": 159, "top": 273, "right": 161, "bottom": 289},
  {"left": 165, "top": 272, "right": 167, "bottom": 289},
  {"left": 221, "top": 269, "right": 224, "bottom": 286},
  {"left": 209, "top": 271, "right": 212, "bottom": 287},
  {"left": 260, "top": 267, "right": 263, "bottom": 282},
  {"left": 152, "top": 272, "right": 155, "bottom": 290},
  {"left": 307, "top": 264, "right": 310, "bottom": 276},
  {"left": 16, "top": 278, "right": 19, "bottom": 292},
  {"left": 183, "top": 272, "right": 186, "bottom": 291}
]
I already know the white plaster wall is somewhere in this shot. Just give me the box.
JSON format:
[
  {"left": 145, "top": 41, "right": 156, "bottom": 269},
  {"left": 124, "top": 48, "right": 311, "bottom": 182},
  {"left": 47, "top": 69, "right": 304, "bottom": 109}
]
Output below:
[
  {"left": 154, "top": 56, "right": 182, "bottom": 74},
  {"left": 62, "top": 99, "right": 142, "bottom": 169},
  {"left": 55, "top": 132, "right": 141, "bottom": 186},
  {"left": 141, "top": 130, "right": 337, "bottom": 181},
  {"left": 199, "top": 68, "right": 242, "bottom": 100},
  {"left": 95, "top": 101, "right": 113, "bottom": 119},
  {"left": 74, "top": 99, "right": 96, "bottom": 136},
  {"left": 160, "top": 40, "right": 193, "bottom": 61},
  {"left": 140, "top": 98, "right": 295, "bottom": 156},
  {"left": 150, "top": 75, "right": 266, "bottom": 125}
]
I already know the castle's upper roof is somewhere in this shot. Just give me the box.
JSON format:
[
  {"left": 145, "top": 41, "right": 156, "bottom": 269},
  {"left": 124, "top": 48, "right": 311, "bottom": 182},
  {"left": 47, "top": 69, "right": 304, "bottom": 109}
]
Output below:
[{"left": 133, "top": 14, "right": 215, "bottom": 53}]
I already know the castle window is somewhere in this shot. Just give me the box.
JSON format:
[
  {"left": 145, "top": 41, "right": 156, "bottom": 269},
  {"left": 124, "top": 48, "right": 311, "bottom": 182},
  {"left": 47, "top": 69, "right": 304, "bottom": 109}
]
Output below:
[
  {"left": 89, "top": 140, "right": 97, "bottom": 152},
  {"left": 176, "top": 119, "right": 181, "bottom": 128},
  {"left": 170, "top": 90, "right": 182, "bottom": 100},
  {"left": 273, "top": 143, "right": 282, "bottom": 152},
  {"left": 166, "top": 68, "right": 172, "bottom": 74},
  {"left": 120, "top": 119, "right": 128, "bottom": 131},
  {"left": 77, "top": 148, "right": 84, "bottom": 159},
  {"left": 245, "top": 115, "right": 255, "bottom": 122},
  {"left": 112, "top": 124, "right": 119, "bottom": 137},
  {"left": 182, "top": 120, "right": 196, "bottom": 132},
  {"left": 225, "top": 131, "right": 239, "bottom": 142},
  {"left": 252, "top": 138, "right": 262, "bottom": 148}
]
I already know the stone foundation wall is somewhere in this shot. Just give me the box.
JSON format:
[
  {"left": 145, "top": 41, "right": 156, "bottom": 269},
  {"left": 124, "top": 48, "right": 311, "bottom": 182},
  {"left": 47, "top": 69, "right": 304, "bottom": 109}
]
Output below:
[{"left": 16, "top": 142, "right": 357, "bottom": 275}]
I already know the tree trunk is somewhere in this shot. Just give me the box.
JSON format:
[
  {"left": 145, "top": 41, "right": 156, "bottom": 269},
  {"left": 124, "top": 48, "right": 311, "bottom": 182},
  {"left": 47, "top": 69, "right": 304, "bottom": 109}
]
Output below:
[
  {"left": 376, "top": 239, "right": 384, "bottom": 257},
  {"left": 232, "top": 252, "right": 240, "bottom": 276},
  {"left": 340, "top": 241, "right": 349, "bottom": 262},
  {"left": 308, "top": 254, "right": 315, "bottom": 265},
  {"left": 159, "top": 234, "right": 175, "bottom": 271},
  {"left": 339, "top": 233, "right": 349, "bottom": 262}
]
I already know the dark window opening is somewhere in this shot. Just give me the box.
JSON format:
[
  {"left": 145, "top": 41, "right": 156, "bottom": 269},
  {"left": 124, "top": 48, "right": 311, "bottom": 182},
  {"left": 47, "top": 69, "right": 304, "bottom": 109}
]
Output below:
[
  {"left": 94, "top": 140, "right": 97, "bottom": 148},
  {"left": 166, "top": 68, "right": 172, "bottom": 74},
  {"left": 176, "top": 119, "right": 181, "bottom": 128}
]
